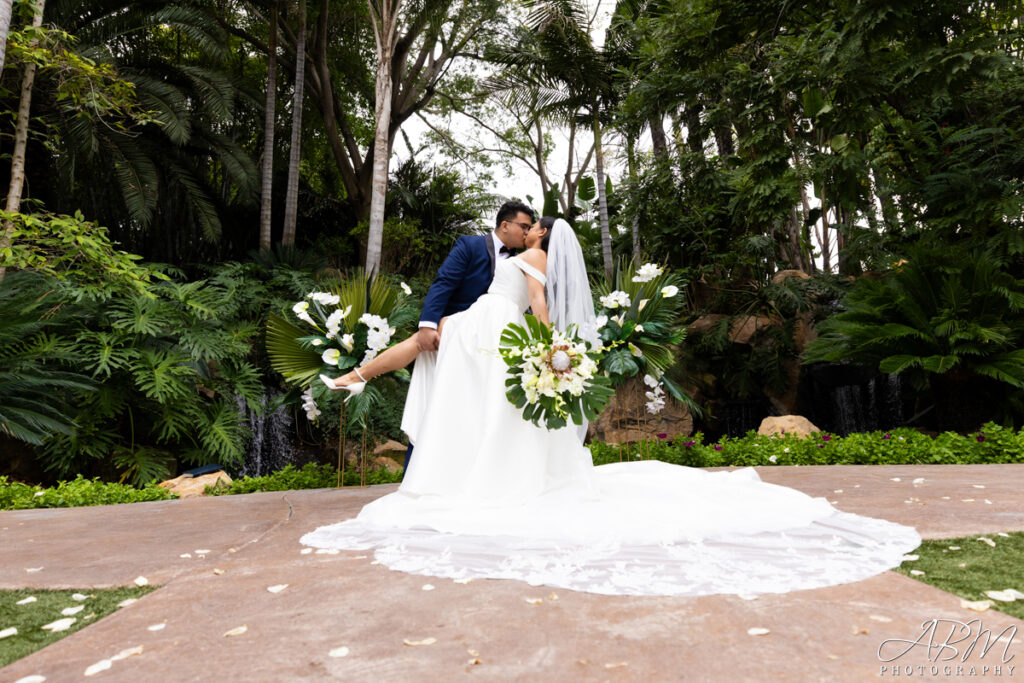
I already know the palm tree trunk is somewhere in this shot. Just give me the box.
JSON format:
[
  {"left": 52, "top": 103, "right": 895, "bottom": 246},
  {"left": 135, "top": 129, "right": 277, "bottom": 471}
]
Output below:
[
  {"left": 626, "top": 136, "right": 640, "bottom": 260},
  {"left": 0, "top": 0, "right": 45, "bottom": 284},
  {"left": 592, "top": 112, "right": 613, "bottom": 282},
  {"left": 281, "top": 0, "right": 306, "bottom": 247},
  {"left": 365, "top": 0, "right": 400, "bottom": 280},
  {"left": 0, "top": 0, "right": 14, "bottom": 74},
  {"left": 258, "top": 1, "right": 278, "bottom": 253}
]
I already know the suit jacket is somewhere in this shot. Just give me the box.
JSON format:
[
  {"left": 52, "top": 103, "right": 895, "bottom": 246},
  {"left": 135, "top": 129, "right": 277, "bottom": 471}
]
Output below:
[{"left": 419, "top": 234, "right": 499, "bottom": 326}]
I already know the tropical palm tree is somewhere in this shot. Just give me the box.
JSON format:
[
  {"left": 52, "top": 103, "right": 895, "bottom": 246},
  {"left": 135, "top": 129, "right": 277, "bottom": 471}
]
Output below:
[
  {"left": 259, "top": 0, "right": 278, "bottom": 252},
  {"left": 281, "top": 0, "right": 305, "bottom": 247}
]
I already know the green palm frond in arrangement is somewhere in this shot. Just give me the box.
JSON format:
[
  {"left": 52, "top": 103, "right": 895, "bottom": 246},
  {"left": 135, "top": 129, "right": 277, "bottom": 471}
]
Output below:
[{"left": 266, "top": 313, "right": 324, "bottom": 388}]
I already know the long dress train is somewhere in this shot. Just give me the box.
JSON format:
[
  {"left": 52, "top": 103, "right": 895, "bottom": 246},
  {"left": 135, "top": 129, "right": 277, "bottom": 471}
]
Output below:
[{"left": 301, "top": 258, "right": 920, "bottom": 596}]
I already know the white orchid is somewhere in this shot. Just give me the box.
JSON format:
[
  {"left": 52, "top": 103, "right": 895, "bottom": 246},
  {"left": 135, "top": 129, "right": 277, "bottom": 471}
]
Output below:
[
  {"left": 661, "top": 285, "right": 679, "bottom": 298},
  {"left": 632, "top": 263, "right": 664, "bottom": 283},
  {"left": 598, "top": 290, "right": 631, "bottom": 309},
  {"left": 309, "top": 291, "right": 341, "bottom": 306},
  {"left": 340, "top": 334, "right": 355, "bottom": 352},
  {"left": 595, "top": 314, "right": 608, "bottom": 329},
  {"left": 643, "top": 374, "right": 660, "bottom": 388},
  {"left": 400, "top": 282, "right": 412, "bottom": 295}
]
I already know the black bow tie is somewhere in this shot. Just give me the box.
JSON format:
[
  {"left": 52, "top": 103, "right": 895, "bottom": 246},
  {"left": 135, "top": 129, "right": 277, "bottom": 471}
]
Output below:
[{"left": 499, "top": 245, "right": 515, "bottom": 256}]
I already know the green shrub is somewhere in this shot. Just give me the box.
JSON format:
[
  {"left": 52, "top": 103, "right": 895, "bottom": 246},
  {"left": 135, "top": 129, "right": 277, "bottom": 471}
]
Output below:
[
  {"left": 210, "top": 462, "right": 403, "bottom": 496},
  {"left": 0, "top": 475, "right": 176, "bottom": 510},
  {"left": 589, "top": 422, "right": 1024, "bottom": 467}
]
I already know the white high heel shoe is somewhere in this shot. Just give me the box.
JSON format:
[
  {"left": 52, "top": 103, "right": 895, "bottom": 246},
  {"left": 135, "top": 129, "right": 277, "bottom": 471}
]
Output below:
[{"left": 320, "top": 368, "right": 367, "bottom": 401}]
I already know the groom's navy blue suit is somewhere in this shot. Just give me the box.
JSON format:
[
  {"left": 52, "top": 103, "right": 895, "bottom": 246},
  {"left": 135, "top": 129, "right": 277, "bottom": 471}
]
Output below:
[{"left": 405, "top": 234, "right": 500, "bottom": 471}]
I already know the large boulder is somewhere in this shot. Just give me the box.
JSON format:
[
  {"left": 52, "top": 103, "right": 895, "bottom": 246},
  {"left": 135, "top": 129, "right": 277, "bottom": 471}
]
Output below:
[
  {"left": 158, "top": 471, "right": 232, "bottom": 498},
  {"left": 757, "top": 415, "right": 820, "bottom": 437},
  {"left": 587, "top": 375, "right": 693, "bottom": 444}
]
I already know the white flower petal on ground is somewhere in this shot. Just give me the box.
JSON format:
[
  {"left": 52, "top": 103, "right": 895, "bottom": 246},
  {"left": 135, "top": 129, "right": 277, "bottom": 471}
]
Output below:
[
  {"left": 768, "top": 455, "right": 777, "bottom": 463},
  {"left": 25, "top": 567, "right": 42, "bottom": 573},
  {"left": 147, "top": 623, "right": 166, "bottom": 631},
  {"left": 315, "top": 548, "right": 339, "bottom": 555},
  {"left": 960, "top": 598, "right": 993, "bottom": 612},
  {"left": 737, "top": 594, "right": 758, "bottom": 601},
  {"left": 747, "top": 627, "right": 770, "bottom": 636},
  {"left": 403, "top": 637, "right": 437, "bottom": 646},
  {"left": 0, "top": 627, "right": 18, "bottom": 639},
  {"left": 890, "top": 478, "right": 901, "bottom": 482},
  {"left": 134, "top": 576, "right": 148, "bottom": 586},
  {"left": 111, "top": 646, "right": 143, "bottom": 662},
  {"left": 14, "top": 676, "right": 46, "bottom": 683},
  {"left": 329, "top": 647, "right": 350, "bottom": 658},
  {"left": 972, "top": 484, "right": 986, "bottom": 489},
  {"left": 901, "top": 554, "right": 919, "bottom": 561},
  {"left": 453, "top": 578, "right": 473, "bottom": 584},
  {"left": 16, "top": 596, "right": 37, "bottom": 605},
  {"left": 910, "top": 570, "right": 925, "bottom": 576},
  {"left": 301, "top": 548, "right": 313, "bottom": 554},
  {"left": 179, "top": 553, "right": 192, "bottom": 558},
  {"left": 61, "top": 605, "right": 84, "bottom": 616},
  {"left": 912, "top": 478, "right": 925, "bottom": 484},
  {"left": 267, "top": 584, "right": 288, "bottom": 594},
  {"left": 223, "top": 625, "right": 247, "bottom": 637},
  {"left": 117, "top": 599, "right": 137, "bottom": 608},
  {"left": 948, "top": 546, "right": 961, "bottom": 550},
  {"left": 421, "top": 584, "right": 435, "bottom": 591},
  {"left": 869, "top": 615, "right": 893, "bottom": 623},
  {"left": 1003, "top": 589, "right": 1024, "bottom": 600},
  {"left": 33, "top": 491, "right": 44, "bottom": 497},
  {"left": 524, "top": 597, "right": 543, "bottom": 605},
  {"left": 998, "top": 532, "right": 1010, "bottom": 537},
  {"left": 212, "top": 569, "right": 224, "bottom": 575},
  {"left": 84, "top": 660, "right": 112, "bottom": 677},
  {"left": 41, "top": 617, "right": 76, "bottom": 632},
  {"left": 984, "top": 590, "right": 1019, "bottom": 602},
  {"left": 977, "top": 537, "right": 996, "bottom": 547}
]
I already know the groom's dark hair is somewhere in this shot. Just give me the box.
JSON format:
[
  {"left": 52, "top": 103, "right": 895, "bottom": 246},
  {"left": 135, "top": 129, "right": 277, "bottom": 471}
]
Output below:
[{"left": 495, "top": 200, "right": 535, "bottom": 228}]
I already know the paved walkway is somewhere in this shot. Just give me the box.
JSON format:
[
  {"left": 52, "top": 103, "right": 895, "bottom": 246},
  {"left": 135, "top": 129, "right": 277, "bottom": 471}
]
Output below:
[{"left": 2, "top": 464, "right": 1023, "bottom": 681}]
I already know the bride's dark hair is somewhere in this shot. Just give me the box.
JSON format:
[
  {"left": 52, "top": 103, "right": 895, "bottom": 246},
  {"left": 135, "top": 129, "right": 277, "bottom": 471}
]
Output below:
[{"left": 539, "top": 216, "right": 557, "bottom": 252}]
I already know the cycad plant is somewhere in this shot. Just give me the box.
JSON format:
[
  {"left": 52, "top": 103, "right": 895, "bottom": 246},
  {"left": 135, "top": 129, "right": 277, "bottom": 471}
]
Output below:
[{"left": 804, "top": 248, "right": 1024, "bottom": 429}]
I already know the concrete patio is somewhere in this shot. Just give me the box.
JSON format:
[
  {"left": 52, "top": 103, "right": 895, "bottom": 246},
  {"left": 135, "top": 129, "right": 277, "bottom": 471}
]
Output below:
[{"left": 2, "top": 464, "right": 1022, "bottom": 681}]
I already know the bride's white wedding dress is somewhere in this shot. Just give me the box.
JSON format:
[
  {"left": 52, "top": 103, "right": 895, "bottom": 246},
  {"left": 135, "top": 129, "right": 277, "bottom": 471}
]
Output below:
[{"left": 301, "top": 257, "right": 921, "bottom": 596}]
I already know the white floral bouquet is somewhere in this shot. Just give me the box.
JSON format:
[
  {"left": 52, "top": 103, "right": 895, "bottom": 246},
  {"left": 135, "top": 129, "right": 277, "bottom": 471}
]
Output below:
[{"left": 498, "top": 315, "right": 616, "bottom": 430}]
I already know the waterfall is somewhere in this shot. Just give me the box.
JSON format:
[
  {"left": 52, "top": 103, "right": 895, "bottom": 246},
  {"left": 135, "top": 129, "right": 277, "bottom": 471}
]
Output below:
[
  {"left": 236, "top": 390, "right": 296, "bottom": 477},
  {"left": 799, "top": 366, "right": 908, "bottom": 435}
]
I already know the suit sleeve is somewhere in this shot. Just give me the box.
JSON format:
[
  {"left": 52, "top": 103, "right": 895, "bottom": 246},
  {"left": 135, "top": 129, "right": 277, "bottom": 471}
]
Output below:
[{"left": 420, "top": 236, "right": 471, "bottom": 326}]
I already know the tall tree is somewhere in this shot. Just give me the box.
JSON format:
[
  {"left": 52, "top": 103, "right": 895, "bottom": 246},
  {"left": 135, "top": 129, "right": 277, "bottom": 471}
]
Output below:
[
  {"left": 0, "top": 0, "right": 13, "bottom": 74},
  {"left": 364, "top": 0, "right": 401, "bottom": 278},
  {"left": 0, "top": 0, "right": 45, "bottom": 284},
  {"left": 259, "top": 0, "right": 279, "bottom": 252},
  {"left": 281, "top": 0, "right": 306, "bottom": 247}
]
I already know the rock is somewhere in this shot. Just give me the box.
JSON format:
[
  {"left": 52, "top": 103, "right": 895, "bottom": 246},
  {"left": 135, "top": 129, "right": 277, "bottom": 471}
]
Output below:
[
  {"left": 587, "top": 375, "right": 693, "bottom": 444},
  {"left": 757, "top": 415, "right": 820, "bottom": 437},
  {"left": 158, "top": 471, "right": 232, "bottom": 498},
  {"left": 771, "top": 269, "right": 811, "bottom": 284},
  {"left": 729, "top": 315, "right": 774, "bottom": 345},
  {"left": 686, "top": 314, "right": 730, "bottom": 337},
  {"left": 373, "top": 456, "right": 403, "bottom": 473},
  {"left": 373, "top": 439, "right": 407, "bottom": 456}
]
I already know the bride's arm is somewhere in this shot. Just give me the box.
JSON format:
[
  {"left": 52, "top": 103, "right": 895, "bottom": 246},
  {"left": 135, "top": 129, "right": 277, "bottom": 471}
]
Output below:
[{"left": 520, "top": 249, "right": 549, "bottom": 325}]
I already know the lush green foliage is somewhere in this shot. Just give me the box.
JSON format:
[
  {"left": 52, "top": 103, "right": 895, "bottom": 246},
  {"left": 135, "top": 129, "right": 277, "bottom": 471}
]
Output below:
[
  {"left": 0, "top": 475, "right": 175, "bottom": 511},
  {"left": 0, "top": 586, "right": 157, "bottom": 668},
  {"left": 805, "top": 248, "right": 1024, "bottom": 428},
  {"left": 590, "top": 423, "right": 1024, "bottom": 468},
  {"left": 209, "top": 462, "right": 402, "bottom": 495},
  {"left": 895, "top": 532, "right": 1024, "bottom": 621}
]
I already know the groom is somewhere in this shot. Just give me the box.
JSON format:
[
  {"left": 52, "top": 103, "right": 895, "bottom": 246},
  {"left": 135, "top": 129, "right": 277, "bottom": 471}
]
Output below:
[{"left": 403, "top": 200, "right": 535, "bottom": 470}]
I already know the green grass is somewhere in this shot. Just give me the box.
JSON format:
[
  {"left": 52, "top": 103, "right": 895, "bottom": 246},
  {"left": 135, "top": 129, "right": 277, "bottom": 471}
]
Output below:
[
  {"left": 0, "top": 586, "right": 156, "bottom": 667},
  {"left": 894, "top": 531, "right": 1024, "bottom": 620}
]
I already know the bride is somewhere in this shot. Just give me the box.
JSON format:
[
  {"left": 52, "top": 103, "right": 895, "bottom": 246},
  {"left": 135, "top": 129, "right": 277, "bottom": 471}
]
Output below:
[{"left": 303, "top": 218, "right": 921, "bottom": 596}]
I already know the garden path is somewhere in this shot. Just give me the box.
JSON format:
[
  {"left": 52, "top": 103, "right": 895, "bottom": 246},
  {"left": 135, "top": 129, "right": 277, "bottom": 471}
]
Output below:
[{"left": 2, "top": 464, "right": 1023, "bottom": 681}]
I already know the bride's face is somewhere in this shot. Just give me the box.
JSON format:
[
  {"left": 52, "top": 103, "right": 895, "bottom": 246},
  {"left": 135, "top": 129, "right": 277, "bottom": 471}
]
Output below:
[{"left": 525, "top": 222, "right": 547, "bottom": 249}]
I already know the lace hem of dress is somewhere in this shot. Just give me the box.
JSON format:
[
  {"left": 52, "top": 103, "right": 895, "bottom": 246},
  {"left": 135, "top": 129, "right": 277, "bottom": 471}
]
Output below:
[{"left": 300, "top": 512, "right": 921, "bottom": 597}]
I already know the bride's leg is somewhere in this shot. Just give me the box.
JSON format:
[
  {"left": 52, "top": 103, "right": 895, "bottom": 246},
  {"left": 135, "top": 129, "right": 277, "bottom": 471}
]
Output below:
[{"left": 332, "top": 317, "right": 448, "bottom": 388}]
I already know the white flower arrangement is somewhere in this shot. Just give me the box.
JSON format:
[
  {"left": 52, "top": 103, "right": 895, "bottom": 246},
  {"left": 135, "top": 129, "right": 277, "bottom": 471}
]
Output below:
[
  {"left": 661, "top": 285, "right": 679, "bottom": 298},
  {"left": 599, "top": 290, "right": 631, "bottom": 309},
  {"left": 632, "top": 263, "right": 664, "bottom": 283}
]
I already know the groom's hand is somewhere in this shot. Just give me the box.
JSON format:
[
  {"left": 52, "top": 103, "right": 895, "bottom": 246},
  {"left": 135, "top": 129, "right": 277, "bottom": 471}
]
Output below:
[{"left": 416, "top": 327, "right": 440, "bottom": 351}]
